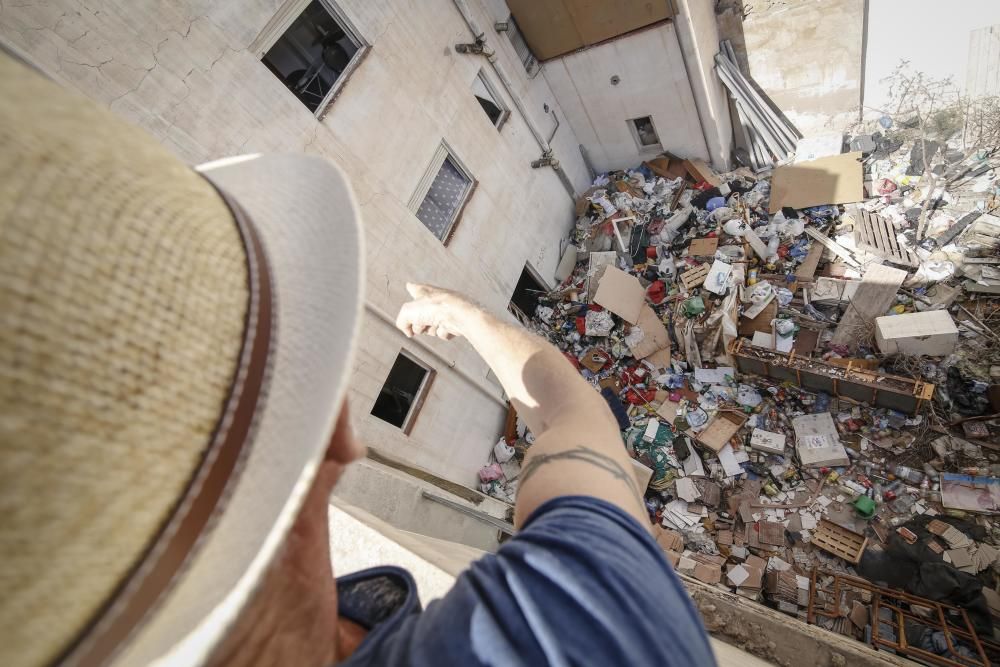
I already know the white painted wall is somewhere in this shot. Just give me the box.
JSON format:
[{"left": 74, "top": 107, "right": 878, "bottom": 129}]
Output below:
[
  {"left": 0, "top": 0, "right": 591, "bottom": 487},
  {"left": 865, "top": 0, "right": 1000, "bottom": 112},
  {"left": 674, "top": 0, "right": 734, "bottom": 170},
  {"left": 542, "top": 22, "right": 710, "bottom": 174}
]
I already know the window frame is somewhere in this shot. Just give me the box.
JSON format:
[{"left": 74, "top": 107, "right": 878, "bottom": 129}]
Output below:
[
  {"left": 408, "top": 141, "right": 477, "bottom": 246},
  {"left": 507, "top": 261, "right": 550, "bottom": 325},
  {"left": 627, "top": 115, "right": 662, "bottom": 152},
  {"left": 472, "top": 69, "right": 510, "bottom": 131},
  {"left": 250, "top": 0, "right": 370, "bottom": 118},
  {"left": 371, "top": 349, "right": 435, "bottom": 435}
]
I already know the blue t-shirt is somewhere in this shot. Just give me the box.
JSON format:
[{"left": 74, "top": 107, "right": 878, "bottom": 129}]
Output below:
[{"left": 338, "top": 496, "right": 716, "bottom": 666}]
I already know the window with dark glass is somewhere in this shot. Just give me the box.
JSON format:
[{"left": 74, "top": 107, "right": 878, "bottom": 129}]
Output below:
[
  {"left": 262, "top": 0, "right": 361, "bottom": 113},
  {"left": 472, "top": 72, "right": 508, "bottom": 128},
  {"left": 414, "top": 153, "right": 473, "bottom": 242},
  {"left": 371, "top": 352, "right": 432, "bottom": 431}
]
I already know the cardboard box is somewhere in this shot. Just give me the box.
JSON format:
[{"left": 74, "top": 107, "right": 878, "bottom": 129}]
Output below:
[
  {"left": 593, "top": 266, "right": 645, "bottom": 324},
  {"left": 874, "top": 310, "right": 959, "bottom": 357},
  {"left": 792, "top": 413, "right": 849, "bottom": 468},
  {"left": 750, "top": 428, "right": 786, "bottom": 455}
]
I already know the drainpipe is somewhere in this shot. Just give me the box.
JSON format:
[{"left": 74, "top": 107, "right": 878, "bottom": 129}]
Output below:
[
  {"left": 451, "top": 0, "right": 576, "bottom": 200},
  {"left": 364, "top": 301, "right": 508, "bottom": 409}
]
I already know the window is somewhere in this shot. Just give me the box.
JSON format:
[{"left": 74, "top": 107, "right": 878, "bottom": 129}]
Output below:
[
  {"left": 629, "top": 116, "right": 661, "bottom": 150},
  {"left": 505, "top": 16, "right": 539, "bottom": 74},
  {"left": 255, "top": 0, "right": 368, "bottom": 115},
  {"left": 409, "top": 143, "right": 475, "bottom": 243},
  {"left": 472, "top": 71, "right": 509, "bottom": 129},
  {"left": 371, "top": 351, "right": 433, "bottom": 433},
  {"left": 508, "top": 264, "right": 548, "bottom": 324}
]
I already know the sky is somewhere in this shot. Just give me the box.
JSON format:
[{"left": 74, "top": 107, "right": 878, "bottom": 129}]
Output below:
[{"left": 864, "top": 0, "right": 1000, "bottom": 112}]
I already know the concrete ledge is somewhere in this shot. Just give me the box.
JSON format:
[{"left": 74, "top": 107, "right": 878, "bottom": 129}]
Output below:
[{"left": 683, "top": 575, "right": 912, "bottom": 667}]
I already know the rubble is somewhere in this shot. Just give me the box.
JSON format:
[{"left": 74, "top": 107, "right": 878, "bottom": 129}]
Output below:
[{"left": 477, "top": 96, "right": 1000, "bottom": 661}]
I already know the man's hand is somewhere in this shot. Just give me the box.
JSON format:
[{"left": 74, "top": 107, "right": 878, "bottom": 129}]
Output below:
[
  {"left": 395, "top": 283, "right": 472, "bottom": 341},
  {"left": 394, "top": 283, "right": 649, "bottom": 529}
]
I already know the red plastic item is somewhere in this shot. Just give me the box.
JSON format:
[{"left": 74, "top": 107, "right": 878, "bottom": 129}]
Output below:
[
  {"left": 646, "top": 246, "right": 658, "bottom": 259},
  {"left": 575, "top": 315, "right": 586, "bottom": 335},
  {"left": 625, "top": 387, "right": 656, "bottom": 405},
  {"left": 647, "top": 280, "right": 666, "bottom": 305}
]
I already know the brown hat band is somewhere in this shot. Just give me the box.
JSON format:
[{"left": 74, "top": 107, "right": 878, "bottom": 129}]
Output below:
[{"left": 58, "top": 184, "right": 275, "bottom": 667}]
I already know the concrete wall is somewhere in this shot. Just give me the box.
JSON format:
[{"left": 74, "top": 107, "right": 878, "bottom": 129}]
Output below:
[
  {"left": 0, "top": 0, "right": 592, "bottom": 488},
  {"left": 674, "top": 0, "right": 734, "bottom": 170},
  {"left": 719, "top": 0, "right": 865, "bottom": 137},
  {"left": 542, "top": 21, "right": 710, "bottom": 174}
]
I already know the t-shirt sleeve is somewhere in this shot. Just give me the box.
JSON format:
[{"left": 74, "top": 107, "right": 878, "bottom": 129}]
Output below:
[{"left": 343, "top": 495, "right": 717, "bottom": 667}]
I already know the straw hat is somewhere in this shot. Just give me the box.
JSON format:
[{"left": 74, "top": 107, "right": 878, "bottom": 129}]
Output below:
[{"left": 0, "top": 52, "right": 364, "bottom": 666}]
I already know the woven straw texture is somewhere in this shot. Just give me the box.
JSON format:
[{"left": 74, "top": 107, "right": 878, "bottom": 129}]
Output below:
[{"left": 0, "top": 55, "right": 249, "bottom": 667}]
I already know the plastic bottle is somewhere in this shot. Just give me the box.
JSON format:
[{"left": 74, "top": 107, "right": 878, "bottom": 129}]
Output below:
[{"left": 892, "top": 465, "right": 924, "bottom": 485}]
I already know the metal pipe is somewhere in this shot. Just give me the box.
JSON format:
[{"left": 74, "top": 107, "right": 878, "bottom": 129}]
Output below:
[
  {"left": 451, "top": 0, "right": 576, "bottom": 200},
  {"left": 364, "top": 301, "right": 507, "bottom": 408},
  {"left": 546, "top": 109, "right": 560, "bottom": 145}
]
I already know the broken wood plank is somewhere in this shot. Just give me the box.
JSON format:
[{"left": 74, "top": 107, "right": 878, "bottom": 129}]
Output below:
[
  {"left": 804, "top": 227, "right": 860, "bottom": 268},
  {"left": 831, "top": 264, "right": 907, "bottom": 346},
  {"left": 795, "top": 240, "right": 824, "bottom": 279}
]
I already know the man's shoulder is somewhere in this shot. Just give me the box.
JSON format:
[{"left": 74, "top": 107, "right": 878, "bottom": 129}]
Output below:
[{"left": 343, "top": 495, "right": 717, "bottom": 667}]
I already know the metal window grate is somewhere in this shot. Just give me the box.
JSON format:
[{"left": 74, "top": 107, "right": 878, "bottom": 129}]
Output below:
[{"left": 505, "top": 16, "right": 537, "bottom": 73}]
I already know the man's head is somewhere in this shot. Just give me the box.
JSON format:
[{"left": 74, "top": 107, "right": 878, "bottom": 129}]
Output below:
[{"left": 0, "top": 51, "right": 365, "bottom": 666}]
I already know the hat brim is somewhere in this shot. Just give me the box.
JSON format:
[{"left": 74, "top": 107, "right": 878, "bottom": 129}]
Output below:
[{"left": 113, "top": 154, "right": 365, "bottom": 665}]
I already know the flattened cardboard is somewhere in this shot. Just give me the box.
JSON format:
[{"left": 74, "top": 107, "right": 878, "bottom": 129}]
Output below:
[
  {"left": 688, "top": 237, "right": 719, "bottom": 256},
  {"left": 739, "top": 300, "right": 777, "bottom": 335},
  {"left": 586, "top": 251, "right": 619, "bottom": 302},
  {"left": 593, "top": 266, "right": 645, "bottom": 324},
  {"left": 683, "top": 159, "right": 722, "bottom": 187},
  {"left": 769, "top": 151, "right": 864, "bottom": 214},
  {"left": 628, "top": 304, "right": 670, "bottom": 359},
  {"left": 579, "top": 347, "right": 610, "bottom": 372}
]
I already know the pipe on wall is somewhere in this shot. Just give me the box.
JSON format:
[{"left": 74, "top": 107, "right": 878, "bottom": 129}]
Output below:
[
  {"left": 364, "top": 301, "right": 508, "bottom": 409},
  {"left": 451, "top": 0, "right": 577, "bottom": 200}
]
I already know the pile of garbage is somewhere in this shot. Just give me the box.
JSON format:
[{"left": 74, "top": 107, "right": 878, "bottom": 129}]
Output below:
[{"left": 479, "top": 128, "right": 1000, "bottom": 661}]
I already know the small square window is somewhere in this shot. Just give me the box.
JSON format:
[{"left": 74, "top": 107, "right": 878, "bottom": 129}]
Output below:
[
  {"left": 259, "top": 0, "right": 367, "bottom": 115},
  {"left": 371, "top": 351, "right": 433, "bottom": 433},
  {"left": 410, "top": 144, "right": 475, "bottom": 243},
  {"left": 472, "top": 71, "right": 509, "bottom": 129},
  {"left": 629, "top": 116, "right": 661, "bottom": 149},
  {"left": 508, "top": 264, "right": 548, "bottom": 324}
]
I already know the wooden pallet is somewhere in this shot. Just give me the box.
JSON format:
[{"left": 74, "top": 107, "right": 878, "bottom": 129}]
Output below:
[
  {"left": 813, "top": 519, "right": 868, "bottom": 564},
  {"left": 854, "top": 209, "right": 919, "bottom": 267},
  {"left": 680, "top": 263, "right": 710, "bottom": 290}
]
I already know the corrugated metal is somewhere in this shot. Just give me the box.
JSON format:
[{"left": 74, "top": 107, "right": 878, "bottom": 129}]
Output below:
[{"left": 506, "top": 16, "right": 537, "bottom": 72}]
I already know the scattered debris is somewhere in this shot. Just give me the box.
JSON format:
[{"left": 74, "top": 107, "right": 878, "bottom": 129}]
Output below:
[{"left": 478, "top": 75, "right": 1000, "bottom": 660}]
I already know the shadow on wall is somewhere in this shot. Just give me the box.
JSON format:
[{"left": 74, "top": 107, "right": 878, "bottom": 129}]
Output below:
[{"left": 714, "top": 0, "right": 805, "bottom": 151}]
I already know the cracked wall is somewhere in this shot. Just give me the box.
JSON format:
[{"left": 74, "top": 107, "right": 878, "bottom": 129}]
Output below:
[{"left": 0, "top": 0, "right": 593, "bottom": 487}]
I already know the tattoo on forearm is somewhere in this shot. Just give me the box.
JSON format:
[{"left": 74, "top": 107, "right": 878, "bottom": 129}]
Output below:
[{"left": 518, "top": 446, "right": 643, "bottom": 500}]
